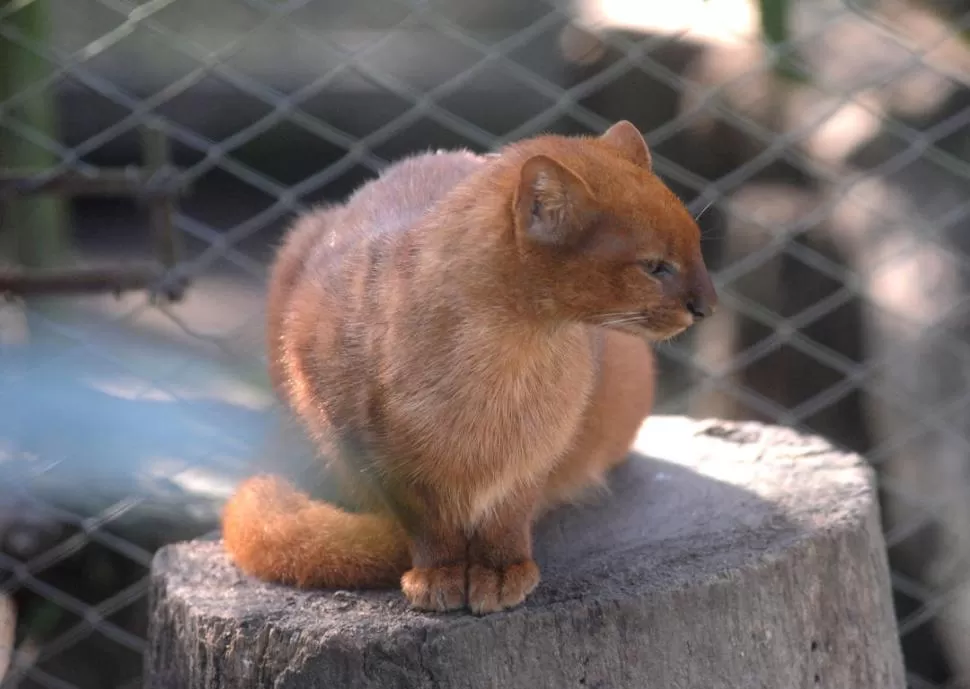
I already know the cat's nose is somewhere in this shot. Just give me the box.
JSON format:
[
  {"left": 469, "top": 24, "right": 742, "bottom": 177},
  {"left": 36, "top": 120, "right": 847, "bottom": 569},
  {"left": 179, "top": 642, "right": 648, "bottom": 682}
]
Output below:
[
  {"left": 687, "top": 263, "right": 718, "bottom": 321},
  {"left": 687, "top": 297, "right": 714, "bottom": 320}
]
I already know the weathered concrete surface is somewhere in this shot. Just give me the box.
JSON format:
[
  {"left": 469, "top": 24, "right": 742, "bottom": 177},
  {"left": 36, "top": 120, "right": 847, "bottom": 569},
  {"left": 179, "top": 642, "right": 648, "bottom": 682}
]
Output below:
[{"left": 146, "top": 416, "right": 905, "bottom": 689}]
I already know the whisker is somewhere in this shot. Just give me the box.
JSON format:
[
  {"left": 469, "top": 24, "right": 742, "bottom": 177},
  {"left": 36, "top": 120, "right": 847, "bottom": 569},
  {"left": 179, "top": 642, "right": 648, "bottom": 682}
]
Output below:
[
  {"left": 598, "top": 316, "right": 646, "bottom": 328},
  {"left": 693, "top": 197, "right": 717, "bottom": 222},
  {"left": 594, "top": 311, "right": 642, "bottom": 322}
]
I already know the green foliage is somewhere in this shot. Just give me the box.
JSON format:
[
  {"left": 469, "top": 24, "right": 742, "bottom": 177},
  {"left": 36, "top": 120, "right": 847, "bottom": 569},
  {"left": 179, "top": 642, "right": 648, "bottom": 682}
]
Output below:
[
  {"left": 757, "top": 0, "right": 808, "bottom": 82},
  {"left": 701, "top": 0, "right": 807, "bottom": 82},
  {"left": 0, "top": 0, "right": 70, "bottom": 268}
]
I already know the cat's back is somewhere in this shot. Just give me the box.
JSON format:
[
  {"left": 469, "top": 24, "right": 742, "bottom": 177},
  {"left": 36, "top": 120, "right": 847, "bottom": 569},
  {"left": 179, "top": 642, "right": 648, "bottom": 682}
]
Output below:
[
  {"left": 350, "top": 149, "right": 485, "bottom": 240},
  {"left": 279, "top": 149, "right": 484, "bottom": 290},
  {"left": 266, "top": 149, "right": 485, "bottom": 402}
]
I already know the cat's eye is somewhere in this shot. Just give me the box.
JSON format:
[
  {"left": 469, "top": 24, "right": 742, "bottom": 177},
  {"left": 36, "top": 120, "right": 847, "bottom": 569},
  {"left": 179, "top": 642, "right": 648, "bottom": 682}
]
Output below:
[{"left": 640, "top": 260, "right": 676, "bottom": 278}]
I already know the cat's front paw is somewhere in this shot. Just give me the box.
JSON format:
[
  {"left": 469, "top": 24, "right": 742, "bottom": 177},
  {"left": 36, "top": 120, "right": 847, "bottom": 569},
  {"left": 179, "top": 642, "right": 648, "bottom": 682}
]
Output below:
[
  {"left": 401, "top": 564, "right": 467, "bottom": 611},
  {"left": 467, "top": 560, "right": 540, "bottom": 615}
]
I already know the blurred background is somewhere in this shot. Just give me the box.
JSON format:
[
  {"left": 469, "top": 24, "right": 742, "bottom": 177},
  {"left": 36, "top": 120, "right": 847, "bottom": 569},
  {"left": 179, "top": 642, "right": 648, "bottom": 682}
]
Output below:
[{"left": 1, "top": 0, "right": 969, "bottom": 686}]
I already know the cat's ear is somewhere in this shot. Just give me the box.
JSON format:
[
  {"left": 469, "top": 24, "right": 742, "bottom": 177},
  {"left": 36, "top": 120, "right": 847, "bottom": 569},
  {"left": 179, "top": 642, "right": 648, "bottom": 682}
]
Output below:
[
  {"left": 600, "top": 120, "right": 651, "bottom": 170},
  {"left": 516, "top": 154, "right": 598, "bottom": 248}
]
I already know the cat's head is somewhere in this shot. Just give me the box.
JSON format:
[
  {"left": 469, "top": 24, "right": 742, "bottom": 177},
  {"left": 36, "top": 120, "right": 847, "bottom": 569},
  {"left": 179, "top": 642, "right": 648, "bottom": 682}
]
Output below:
[{"left": 509, "top": 120, "right": 717, "bottom": 341}]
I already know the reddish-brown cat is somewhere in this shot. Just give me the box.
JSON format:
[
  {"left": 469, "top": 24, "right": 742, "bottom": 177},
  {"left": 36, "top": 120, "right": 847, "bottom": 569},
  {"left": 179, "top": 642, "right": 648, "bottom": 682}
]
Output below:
[{"left": 221, "top": 121, "right": 717, "bottom": 614}]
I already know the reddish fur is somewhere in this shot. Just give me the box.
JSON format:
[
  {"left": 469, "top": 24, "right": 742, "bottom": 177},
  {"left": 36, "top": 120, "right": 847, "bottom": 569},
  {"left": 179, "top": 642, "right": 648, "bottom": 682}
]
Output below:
[{"left": 221, "top": 121, "right": 717, "bottom": 614}]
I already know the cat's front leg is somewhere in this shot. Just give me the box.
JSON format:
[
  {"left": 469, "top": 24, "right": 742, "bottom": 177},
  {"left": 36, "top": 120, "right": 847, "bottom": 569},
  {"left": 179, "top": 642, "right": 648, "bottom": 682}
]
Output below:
[
  {"left": 465, "top": 485, "right": 541, "bottom": 615},
  {"left": 400, "top": 513, "right": 468, "bottom": 612},
  {"left": 399, "top": 482, "right": 541, "bottom": 615}
]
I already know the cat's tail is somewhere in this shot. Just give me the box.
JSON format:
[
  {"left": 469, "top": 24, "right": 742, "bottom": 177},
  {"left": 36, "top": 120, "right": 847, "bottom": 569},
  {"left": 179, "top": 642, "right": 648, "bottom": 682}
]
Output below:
[{"left": 221, "top": 475, "right": 411, "bottom": 588}]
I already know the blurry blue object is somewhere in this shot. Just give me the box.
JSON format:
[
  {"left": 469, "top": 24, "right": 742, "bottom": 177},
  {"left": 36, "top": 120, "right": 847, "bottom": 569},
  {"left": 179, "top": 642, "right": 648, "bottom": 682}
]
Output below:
[{"left": 0, "top": 328, "right": 284, "bottom": 546}]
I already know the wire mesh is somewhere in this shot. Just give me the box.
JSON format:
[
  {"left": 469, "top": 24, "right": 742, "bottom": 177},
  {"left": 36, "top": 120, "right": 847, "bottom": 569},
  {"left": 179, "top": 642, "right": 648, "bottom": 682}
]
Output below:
[{"left": 2, "top": 0, "right": 970, "bottom": 687}]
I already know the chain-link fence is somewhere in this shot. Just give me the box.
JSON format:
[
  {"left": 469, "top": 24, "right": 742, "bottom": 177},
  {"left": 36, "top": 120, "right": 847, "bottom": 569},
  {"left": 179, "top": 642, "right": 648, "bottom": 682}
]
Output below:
[{"left": 2, "top": 0, "right": 970, "bottom": 686}]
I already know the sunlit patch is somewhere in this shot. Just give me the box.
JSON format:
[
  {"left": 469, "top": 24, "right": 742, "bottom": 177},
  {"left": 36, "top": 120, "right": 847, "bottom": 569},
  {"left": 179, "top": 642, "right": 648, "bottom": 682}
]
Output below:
[
  {"left": 82, "top": 375, "right": 274, "bottom": 411},
  {"left": 574, "top": 0, "right": 757, "bottom": 47}
]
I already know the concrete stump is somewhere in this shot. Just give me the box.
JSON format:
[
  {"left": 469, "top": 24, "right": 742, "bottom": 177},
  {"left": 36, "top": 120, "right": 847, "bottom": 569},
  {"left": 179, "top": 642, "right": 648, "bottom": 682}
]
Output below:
[{"left": 146, "top": 417, "right": 905, "bottom": 689}]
